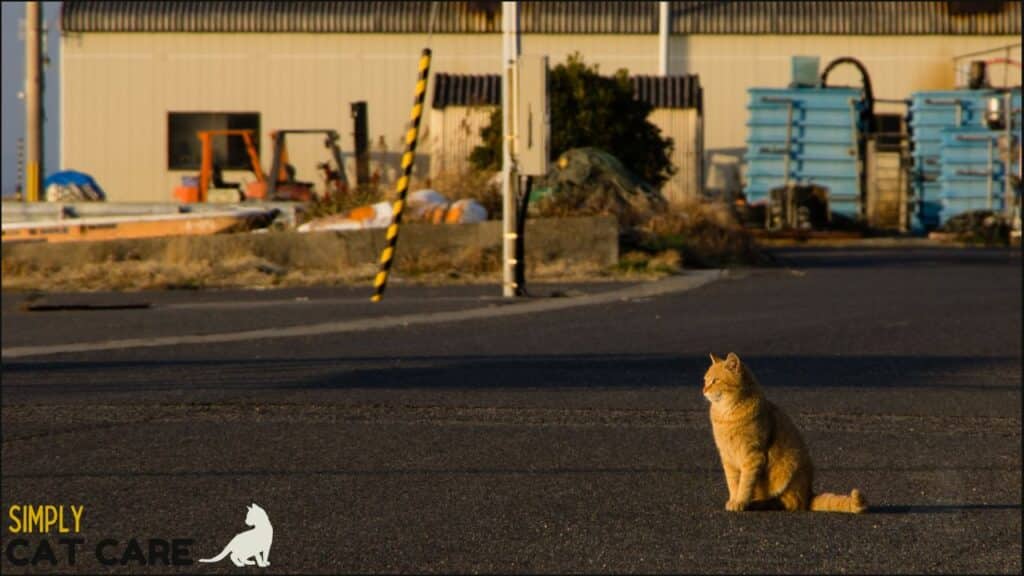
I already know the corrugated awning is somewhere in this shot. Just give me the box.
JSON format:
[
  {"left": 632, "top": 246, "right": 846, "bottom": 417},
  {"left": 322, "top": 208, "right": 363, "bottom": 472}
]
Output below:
[
  {"left": 432, "top": 73, "right": 702, "bottom": 110},
  {"left": 62, "top": 1, "right": 1021, "bottom": 36}
]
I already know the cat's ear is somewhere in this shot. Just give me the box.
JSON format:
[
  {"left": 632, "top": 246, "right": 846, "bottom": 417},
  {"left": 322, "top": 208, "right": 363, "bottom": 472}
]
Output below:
[
  {"left": 724, "top": 352, "right": 740, "bottom": 371},
  {"left": 709, "top": 353, "right": 722, "bottom": 364}
]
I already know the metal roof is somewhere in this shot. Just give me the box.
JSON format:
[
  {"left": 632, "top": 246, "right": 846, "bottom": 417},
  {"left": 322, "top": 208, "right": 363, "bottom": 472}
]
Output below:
[
  {"left": 432, "top": 73, "right": 702, "bottom": 110},
  {"left": 432, "top": 74, "right": 502, "bottom": 109},
  {"left": 631, "top": 75, "right": 703, "bottom": 112},
  {"left": 62, "top": 1, "right": 1022, "bottom": 35}
]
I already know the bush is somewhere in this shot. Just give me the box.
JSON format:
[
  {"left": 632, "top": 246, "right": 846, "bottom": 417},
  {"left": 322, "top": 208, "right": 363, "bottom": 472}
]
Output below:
[{"left": 469, "top": 53, "right": 675, "bottom": 189}]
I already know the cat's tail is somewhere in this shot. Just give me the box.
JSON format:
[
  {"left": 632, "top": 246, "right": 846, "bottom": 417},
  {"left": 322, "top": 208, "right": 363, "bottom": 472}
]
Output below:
[
  {"left": 811, "top": 489, "right": 868, "bottom": 513},
  {"left": 198, "top": 546, "right": 231, "bottom": 563}
]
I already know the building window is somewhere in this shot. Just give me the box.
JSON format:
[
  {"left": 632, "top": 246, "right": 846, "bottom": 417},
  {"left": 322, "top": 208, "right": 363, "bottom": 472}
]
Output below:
[{"left": 167, "top": 112, "right": 260, "bottom": 170}]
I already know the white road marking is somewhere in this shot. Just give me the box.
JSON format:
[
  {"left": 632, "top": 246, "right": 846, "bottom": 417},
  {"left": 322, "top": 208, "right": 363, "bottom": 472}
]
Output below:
[{"left": 2, "top": 272, "right": 720, "bottom": 359}]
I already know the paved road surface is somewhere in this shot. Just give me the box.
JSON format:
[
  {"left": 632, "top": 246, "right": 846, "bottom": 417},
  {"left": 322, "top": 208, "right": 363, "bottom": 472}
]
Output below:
[{"left": 2, "top": 247, "right": 1020, "bottom": 574}]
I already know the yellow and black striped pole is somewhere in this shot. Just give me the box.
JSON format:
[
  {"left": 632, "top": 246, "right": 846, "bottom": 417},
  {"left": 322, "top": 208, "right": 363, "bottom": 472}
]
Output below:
[{"left": 371, "top": 48, "right": 432, "bottom": 302}]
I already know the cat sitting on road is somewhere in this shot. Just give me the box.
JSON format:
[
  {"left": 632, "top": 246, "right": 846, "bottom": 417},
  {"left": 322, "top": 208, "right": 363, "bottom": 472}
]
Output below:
[{"left": 703, "top": 353, "right": 867, "bottom": 513}]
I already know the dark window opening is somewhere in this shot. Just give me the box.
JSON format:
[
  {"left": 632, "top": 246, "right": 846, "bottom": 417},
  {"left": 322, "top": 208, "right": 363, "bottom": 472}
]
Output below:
[
  {"left": 167, "top": 112, "right": 260, "bottom": 170},
  {"left": 946, "top": 1, "right": 1004, "bottom": 15},
  {"left": 872, "top": 113, "right": 904, "bottom": 152}
]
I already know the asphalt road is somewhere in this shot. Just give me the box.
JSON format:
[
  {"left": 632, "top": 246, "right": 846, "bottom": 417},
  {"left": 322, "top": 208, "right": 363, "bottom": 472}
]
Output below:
[{"left": 2, "top": 247, "right": 1021, "bottom": 574}]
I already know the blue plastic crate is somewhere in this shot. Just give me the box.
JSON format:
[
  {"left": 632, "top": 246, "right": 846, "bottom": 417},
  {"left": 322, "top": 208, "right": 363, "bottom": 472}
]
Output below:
[
  {"left": 907, "top": 88, "right": 1005, "bottom": 230},
  {"left": 744, "top": 85, "right": 865, "bottom": 220}
]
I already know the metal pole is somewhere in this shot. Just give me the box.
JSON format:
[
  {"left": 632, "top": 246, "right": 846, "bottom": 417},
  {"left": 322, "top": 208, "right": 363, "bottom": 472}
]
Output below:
[
  {"left": 25, "top": 1, "right": 43, "bottom": 202},
  {"left": 658, "top": 2, "right": 669, "bottom": 76},
  {"left": 501, "top": 2, "right": 520, "bottom": 298},
  {"left": 351, "top": 101, "right": 370, "bottom": 186},
  {"left": 986, "top": 137, "right": 993, "bottom": 210},
  {"left": 1004, "top": 91, "right": 1013, "bottom": 216}
]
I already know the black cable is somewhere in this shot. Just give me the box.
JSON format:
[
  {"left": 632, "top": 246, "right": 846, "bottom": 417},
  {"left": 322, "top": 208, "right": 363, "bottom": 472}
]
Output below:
[{"left": 820, "top": 56, "right": 875, "bottom": 125}]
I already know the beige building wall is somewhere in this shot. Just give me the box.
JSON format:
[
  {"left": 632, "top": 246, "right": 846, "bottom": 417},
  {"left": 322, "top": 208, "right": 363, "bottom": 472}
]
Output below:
[
  {"left": 62, "top": 32, "right": 1019, "bottom": 202},
  {"left": 427, "top": 106, "right": 496, "bottom": 179},
  {"left": 61, "top": 33, "right": 660, "bottom": 202},
  {"left": 649, "top": 108, "right": 703, "bottom": 203}
]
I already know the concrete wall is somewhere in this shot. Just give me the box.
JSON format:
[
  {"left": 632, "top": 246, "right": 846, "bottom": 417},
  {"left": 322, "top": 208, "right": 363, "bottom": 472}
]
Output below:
[{"left": 61, "top": 32, "right": 1019, "bottom": 202}]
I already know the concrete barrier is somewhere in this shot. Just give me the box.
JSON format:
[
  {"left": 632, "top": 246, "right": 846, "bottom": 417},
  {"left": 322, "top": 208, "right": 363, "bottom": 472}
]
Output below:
[{"left": 1, "top": 215, "right": 619, "bottom": 274}]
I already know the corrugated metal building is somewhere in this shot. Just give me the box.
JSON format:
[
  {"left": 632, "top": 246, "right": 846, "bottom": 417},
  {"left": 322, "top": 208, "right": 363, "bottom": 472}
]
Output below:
[
  {"left": 60, "top": 1, "right": 1021, "bottom": 203},
  {"left": 429, "top": 73, "right": 704, "bottom": 202}
]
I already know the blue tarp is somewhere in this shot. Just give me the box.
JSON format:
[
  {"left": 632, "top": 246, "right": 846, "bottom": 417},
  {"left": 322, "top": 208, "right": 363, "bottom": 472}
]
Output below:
[
  {"left": 42, "top": 170, "right": 106, "bottom": 201},
  {"left": 44, "top": 170, "right": 104, "bottom": 192}
]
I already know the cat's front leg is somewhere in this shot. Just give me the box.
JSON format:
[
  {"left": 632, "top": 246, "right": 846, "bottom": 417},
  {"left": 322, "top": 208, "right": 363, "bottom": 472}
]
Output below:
[
  {"left": 256, "top": 551, "right": 269, "bottom": 568},
  {"left": 726, "top": 454, "right": 765, "bottom": 511},
  {"left": 723, "top": 463, "right": 740, "bottom": 502}
]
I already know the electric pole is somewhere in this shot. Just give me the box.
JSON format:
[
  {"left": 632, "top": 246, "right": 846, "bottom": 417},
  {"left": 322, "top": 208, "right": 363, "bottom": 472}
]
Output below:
[
  {"left": 659, "top": 2, "right": 670, "bottom": 76},
  {"left": 25, "top": 1, "right": 44, "bottom": 202},
  {"left": 501, "top": 2, "right": 521, "bottom": 297}
]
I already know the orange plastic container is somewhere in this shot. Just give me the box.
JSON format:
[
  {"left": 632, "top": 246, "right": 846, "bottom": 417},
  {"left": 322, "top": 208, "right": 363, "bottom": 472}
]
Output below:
[
  {"left": 173, "top": 185, "right": 199, "bottom": 203},
  {"left": 245, "top": 180, "right": 268, "bottom": 200}
]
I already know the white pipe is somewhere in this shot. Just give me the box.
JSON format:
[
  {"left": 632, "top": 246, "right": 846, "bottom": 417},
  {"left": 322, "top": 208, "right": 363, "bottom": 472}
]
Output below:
[{"left": 658, "top": 1, "right": 669, "bottom": 76}]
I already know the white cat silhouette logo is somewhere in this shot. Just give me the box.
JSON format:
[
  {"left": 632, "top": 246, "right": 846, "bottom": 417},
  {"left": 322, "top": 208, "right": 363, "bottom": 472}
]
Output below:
[{"left": 199, "top": 503, "right": 273, "bottom": 567}]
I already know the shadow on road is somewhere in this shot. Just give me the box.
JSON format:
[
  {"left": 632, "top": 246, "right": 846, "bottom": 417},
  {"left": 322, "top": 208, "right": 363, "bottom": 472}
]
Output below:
[
  {"left": 870, "top": 503, "right": 1022, "bottom": 514},
  {"left": 770, "top": 247, "right": 1022, "bottom": 270},
  {"left": 3, "top": 353, "right": 1020, "bottom": 396},
  {"left": 2, "top": 465, "right": 709, "bottom": 480}
]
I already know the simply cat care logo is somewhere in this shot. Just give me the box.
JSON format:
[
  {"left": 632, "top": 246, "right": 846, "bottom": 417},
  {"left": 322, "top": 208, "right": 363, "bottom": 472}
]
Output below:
[
  {"left": 199, "top": 503, "right": 274, "bottom": 568},
  {"left": 4, "top": 503, "right": 194, "bottom": 568},
  {"left": 3, "top": 502, "right": 274, "bottom": 570}
]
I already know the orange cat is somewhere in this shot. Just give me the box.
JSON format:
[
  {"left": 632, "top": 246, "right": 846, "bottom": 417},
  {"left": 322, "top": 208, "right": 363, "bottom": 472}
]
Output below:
[{"left": 703, "top": 352, "right": 867, "bottom": 513}]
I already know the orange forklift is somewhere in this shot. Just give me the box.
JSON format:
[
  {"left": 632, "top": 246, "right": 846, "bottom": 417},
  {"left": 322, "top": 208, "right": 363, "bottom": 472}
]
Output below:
[{"left": 173, "top": 128, "right": 347, "bottom": 203}]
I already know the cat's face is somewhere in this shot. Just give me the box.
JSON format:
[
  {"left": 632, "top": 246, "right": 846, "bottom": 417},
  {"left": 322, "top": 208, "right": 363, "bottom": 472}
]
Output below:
[
  {"left": 703, "top": 352, "right": 743, "bottom": 404},
  {"left": 245, "top": 503, "right": 267, "bottom": 526}
]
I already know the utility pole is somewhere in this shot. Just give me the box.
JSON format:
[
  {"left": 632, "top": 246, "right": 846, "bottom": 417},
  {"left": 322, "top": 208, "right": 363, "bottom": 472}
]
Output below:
[
  {"left": 501, "top": 2, "right": 520, "bottom": 297},
  {"left": 25, "top": 1, "right": 43, "bottom": 202},
  {"left": 658, "top": 1, "right": 670, "bottom": 76}
]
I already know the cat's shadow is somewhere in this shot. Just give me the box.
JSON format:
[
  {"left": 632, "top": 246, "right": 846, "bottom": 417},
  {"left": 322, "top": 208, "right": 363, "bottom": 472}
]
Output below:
[{"left": 869, "top": 504, "right": 1021, "bottom": 514}]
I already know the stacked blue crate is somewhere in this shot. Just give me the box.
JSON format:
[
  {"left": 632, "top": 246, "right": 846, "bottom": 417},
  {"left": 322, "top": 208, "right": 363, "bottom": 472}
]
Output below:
[
  {"left": 907, "top": 89, "right": 996, "bottom": 231},
  {"left": 937, "top": 127, "right": 1005, "bottom": 221},
  {"left": 744, "top": 87, "right": 866, "bottom": 220}
]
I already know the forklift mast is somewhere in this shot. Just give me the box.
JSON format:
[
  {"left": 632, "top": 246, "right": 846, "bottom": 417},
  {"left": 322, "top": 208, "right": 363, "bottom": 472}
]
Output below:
[{"left": 267, "top": 130, "right": 349, "bottom": 200}]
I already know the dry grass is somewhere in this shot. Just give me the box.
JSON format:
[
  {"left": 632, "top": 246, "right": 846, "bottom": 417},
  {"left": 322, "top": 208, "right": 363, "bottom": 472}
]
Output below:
[
  {"left": 625, "top": 199, "right": 767, "bottom": 268},
  {"left": 1, "top": 252, "right": 376, "bottom": 293},
  {"left": 303, "top": 182, "right": 389, "bottom": 221}
]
